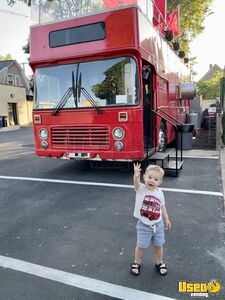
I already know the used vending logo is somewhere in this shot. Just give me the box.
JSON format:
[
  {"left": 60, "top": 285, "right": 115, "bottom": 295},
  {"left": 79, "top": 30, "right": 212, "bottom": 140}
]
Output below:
[{"left": 178, "top": 280, "right": 221, "bottom": 297}]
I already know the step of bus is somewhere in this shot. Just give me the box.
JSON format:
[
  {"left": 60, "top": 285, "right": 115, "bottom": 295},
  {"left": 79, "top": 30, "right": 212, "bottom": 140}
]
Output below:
[
  {"left": 149, "top": 152, "right": 169, "bottom": 161},
  {"left": 163, "top": 160, "right": 184, "bottom": 177},
  {"left": 148, "top": 153, "right": 183, "bottom": 177},
  {"left": 164, "top": 160, "right": 183, "bottom": 170},
  {"left": 148, "top": 152, "right": 170, "bottom": 168}
]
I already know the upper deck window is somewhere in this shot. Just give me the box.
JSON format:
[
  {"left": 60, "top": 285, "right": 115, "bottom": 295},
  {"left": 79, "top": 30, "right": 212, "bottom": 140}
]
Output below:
[{"left": 49, "top": 22, "right": 105, "bottom": 48}]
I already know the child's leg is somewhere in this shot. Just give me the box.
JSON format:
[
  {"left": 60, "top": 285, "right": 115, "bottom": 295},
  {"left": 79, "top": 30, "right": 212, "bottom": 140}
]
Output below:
[
  {"left": 130, "top": 246, "right": 143, "bottom": 275},
  {"left": 154, "top": 245, "right": 167, "bottom": 275},
  {"left": 153, "top": 245, "right": 163, "bottom": 265},
  {"left": 135, "top": 246, "right": 144, "bottom": 264}
]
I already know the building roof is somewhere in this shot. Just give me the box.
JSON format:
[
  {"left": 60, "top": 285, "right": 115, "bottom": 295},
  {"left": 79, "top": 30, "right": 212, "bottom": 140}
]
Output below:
[
  {"left": 199, "top": 64, "right": 223, "bottom": 81},
  {"left": 0, "top": 59, "right": 32, "bottom": 96},
  {"left": 0, "top": 60, "right": 16, "bottom": 71}
]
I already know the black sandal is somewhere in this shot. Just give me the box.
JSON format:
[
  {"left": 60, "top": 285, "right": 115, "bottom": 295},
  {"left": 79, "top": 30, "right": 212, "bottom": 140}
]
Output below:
[
  {"left": 130, "top": 262, "right": 141, "bottom": 276},
  {"left": 155, "top": 263, "right": 168, "bottom": 276}
]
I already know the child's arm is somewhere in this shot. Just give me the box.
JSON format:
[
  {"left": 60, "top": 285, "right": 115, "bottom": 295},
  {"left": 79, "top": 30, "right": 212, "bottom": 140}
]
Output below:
[
  {"left": 161, "top": 205, "right": 171, "bottom": 230},
  {"left": 133, "top": 163, "right": 141, "bottom": 190}
]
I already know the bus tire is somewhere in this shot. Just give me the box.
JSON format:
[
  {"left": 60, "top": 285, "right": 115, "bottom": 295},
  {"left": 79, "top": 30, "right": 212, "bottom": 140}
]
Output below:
[{"left": 158, "top": 122, "right": 167, "bottom": 152}]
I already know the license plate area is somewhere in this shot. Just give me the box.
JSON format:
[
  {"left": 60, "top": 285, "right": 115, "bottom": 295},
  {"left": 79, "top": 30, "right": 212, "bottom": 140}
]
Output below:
[{"left": 68, "top": 152, "right": 90, "bottom": 159}]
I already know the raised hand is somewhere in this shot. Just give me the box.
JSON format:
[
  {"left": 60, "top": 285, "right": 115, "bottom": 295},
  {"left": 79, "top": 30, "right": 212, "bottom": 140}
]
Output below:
[{"left": 133, "top": 162, "right": 141, "bottom": 177}]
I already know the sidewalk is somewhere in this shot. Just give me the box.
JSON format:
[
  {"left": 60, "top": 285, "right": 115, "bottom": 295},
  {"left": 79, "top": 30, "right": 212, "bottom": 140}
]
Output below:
[
  {"left": 220, "top": 147, "right": 225, "bottom": 215},
  {"left": 0, "top": 125, "right": 20, "bottom": 132}
]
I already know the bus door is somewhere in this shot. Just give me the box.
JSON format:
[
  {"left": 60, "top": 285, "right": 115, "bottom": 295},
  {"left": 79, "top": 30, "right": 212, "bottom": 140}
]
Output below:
[{"left": 142, "top": 65, "right": 154, "bottom": 155}]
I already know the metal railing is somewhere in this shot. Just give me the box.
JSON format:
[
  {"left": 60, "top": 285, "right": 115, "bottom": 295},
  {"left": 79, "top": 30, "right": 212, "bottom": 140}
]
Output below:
[{"left": 152, "top": 108, "right": 183, "bottom": 176}]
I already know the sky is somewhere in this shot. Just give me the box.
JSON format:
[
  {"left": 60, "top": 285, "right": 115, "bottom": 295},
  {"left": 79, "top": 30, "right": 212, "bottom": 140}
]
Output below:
[
  {"left": 0, "top": 0, "right": 31, "bottom": 76},
  {"left": 190, "top": 0, "right": 225, "bottom": 80},
  {"left": 0, "top": 0, "right": 224, "bottom": 80}
]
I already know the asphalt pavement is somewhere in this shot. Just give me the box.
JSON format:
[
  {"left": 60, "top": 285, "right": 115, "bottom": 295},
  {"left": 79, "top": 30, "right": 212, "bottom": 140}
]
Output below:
[{"left": 0, "top": 126, "right": 225, "bottom": 300}]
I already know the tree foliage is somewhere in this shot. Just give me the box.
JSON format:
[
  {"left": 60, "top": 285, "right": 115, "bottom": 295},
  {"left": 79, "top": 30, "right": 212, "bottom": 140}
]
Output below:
[
  {"left": 0, "top": 54, "right": 13, "bottom": 61},
  {"left": 6, "top": 0, "right": 31, "bottom": 6},
  {"left": 92, "top": 60, "right": 126, "bottom": 101},
  {"left": 196, "top": 71, "right": 223, "bottom": 99},
  {"left": 167, "top": 0, "right": 214, "bottom": 53},
  {"left": 22, "top": 39, "right": 30, "bottom": 54}
]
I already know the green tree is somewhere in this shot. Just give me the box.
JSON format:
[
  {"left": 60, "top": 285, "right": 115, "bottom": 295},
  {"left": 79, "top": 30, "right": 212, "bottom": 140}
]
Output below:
[
  {"left": 22, "top": 39, "right": 29, "bottom": 54},
  {"left": 196, "top": 71, "right": 223, "bottom": 99},
  {"left": 92, "top": 59, "right": 127, "bottom": 103},
  {"left": 6, "top": 0, "right": 31, "bottom": 6},
  {"left": 0, "top": 54, "right": 13, "bottom": 60},
  {"left": 167, "top": 0, "right": 214, "bottom": 53}
]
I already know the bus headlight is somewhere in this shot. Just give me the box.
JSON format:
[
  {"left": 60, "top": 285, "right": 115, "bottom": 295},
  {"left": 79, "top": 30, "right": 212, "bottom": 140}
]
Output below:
[
  {"left": 112, "top": 127, "right": 125, "bottom": 140},
  {"left": 41, "top": 141, "right": 48, "bottom": 149},
  {"left": 114, "top": 141, "right": 123, "bottom": 151},
  {"left": 39, "top": 128, "right": 49, "bottom": 140}
]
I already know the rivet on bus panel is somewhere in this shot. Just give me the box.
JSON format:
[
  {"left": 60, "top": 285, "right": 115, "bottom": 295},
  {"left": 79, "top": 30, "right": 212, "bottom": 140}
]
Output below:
[
  {"left": 34, "top": 114, "right": 42, "bottom": 124},
  {"left": 118, "top": 112, "right": 128, "bottom": 122}
]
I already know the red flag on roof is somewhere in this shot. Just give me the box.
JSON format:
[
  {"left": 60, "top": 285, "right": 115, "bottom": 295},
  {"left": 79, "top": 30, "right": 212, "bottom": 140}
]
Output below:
[
  {"left": 153, "top": 0, "right": 166, "bottom": 23},
  {"left": 103, "top": 0, "right": 136, "bottom": 8},
  {"left": 167, "top": 7, "right": 181, "bottom": 37},
  {"left": 153, "top": 0, "right": 166, "bottom": 34}
]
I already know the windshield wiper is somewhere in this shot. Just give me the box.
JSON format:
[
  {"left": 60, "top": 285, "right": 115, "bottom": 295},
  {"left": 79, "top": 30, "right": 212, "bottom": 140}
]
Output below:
[
  {"left": 78, "top": 85, "right": 102, "bottom": 115},
  {"left": 52, "top": 71, "right": 78, "bottom": 116},
  {"left": 52, "top": 87, "right": 73, "bottom": 116},
  {"left": 52, "top": 69, "right": 102, "bottom": 116},
  {"left": 73, "top": 65, "right": 79, "bottom": 108}
]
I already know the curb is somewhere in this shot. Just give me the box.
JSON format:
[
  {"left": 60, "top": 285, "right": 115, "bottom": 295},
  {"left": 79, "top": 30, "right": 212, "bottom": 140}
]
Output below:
[
  {"left": 0, "top": 125, "right": 20, "bottom": 133},
  {"left": 219, "top": 147, "right": 225, "bottom": 216}
]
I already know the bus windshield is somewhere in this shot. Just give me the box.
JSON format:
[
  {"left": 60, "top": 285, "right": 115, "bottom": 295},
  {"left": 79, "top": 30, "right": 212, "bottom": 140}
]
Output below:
[{"left": 34, "top": 57, "right": 138, "bottom": 110}]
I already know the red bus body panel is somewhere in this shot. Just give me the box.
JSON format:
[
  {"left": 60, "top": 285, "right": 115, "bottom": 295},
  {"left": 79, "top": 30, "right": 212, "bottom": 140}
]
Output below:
[
  {"left": 33, "top": 108, "right": 144, "bottom": 160},
  {"left": 30, "top": 7, "right": 190, "bottom": 161},
  {"left": 30, "top": 9, "right": 138, "bottom": 66}
]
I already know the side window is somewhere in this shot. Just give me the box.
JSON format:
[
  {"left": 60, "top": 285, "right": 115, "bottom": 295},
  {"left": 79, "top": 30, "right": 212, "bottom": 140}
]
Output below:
[
  {"left": 7, "top": 74, "right": 14, "bottom": 85},
  {"left": 15, "top": 75, "right": 21, "bottom": 86}
]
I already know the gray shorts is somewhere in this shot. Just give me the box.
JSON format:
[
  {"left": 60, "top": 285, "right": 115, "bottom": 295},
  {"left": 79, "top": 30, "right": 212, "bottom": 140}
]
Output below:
[{"left": 136, "top": 219, "right": 165, "bottom": 248}]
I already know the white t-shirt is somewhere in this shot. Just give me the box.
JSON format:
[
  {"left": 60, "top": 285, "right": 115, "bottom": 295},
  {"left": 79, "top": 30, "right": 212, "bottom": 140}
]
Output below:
[{"left": 133, "top": 183, "right": 165, "bottom": 226}]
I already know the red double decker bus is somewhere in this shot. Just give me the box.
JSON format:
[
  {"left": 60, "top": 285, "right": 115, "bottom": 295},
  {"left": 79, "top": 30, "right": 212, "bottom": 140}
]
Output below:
[{"left": 30, "top": 0, "right": 195, "bottom": 165}]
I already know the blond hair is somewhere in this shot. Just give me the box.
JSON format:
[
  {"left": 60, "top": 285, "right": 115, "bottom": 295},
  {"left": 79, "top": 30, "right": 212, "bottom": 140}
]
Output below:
[{"left": 145, "top": 164, "right": 164, "bottom": 179}]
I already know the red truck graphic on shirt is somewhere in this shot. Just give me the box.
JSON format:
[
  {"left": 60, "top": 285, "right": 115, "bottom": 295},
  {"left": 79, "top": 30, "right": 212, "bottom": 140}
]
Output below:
[{"left": 140, "top": 195, "right": 161, "bottom": 221}]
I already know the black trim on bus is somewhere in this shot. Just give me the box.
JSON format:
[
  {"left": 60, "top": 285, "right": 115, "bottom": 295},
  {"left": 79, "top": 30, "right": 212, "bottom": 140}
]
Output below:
[{"left": 49, "top": 22, "right": 106, "bottom": 48}]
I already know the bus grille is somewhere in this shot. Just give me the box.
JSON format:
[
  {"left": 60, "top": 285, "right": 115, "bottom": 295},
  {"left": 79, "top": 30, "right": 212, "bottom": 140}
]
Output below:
[{"left": 51, "top": 126, "right": 110, "bottom": 149}]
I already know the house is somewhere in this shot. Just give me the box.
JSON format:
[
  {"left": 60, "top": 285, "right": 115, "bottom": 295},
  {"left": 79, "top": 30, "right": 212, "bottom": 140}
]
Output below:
[
  {"left": 0, "top": 60, "right": 33, "bottom": 127},
  {"left": 197, "top": 63, "right": 223, "bottom": 107},
  {"left": 199, "top": 64, "right": 223, "bottom": 81}
]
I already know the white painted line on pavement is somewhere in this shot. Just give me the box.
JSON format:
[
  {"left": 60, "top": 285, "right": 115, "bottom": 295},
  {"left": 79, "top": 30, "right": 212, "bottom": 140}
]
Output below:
[
  {"left": 0, "top": 175, "right": 223, "bottom": 197},
  {"left": 170, "top": 155, "right": 219, "bottom": 160},
  {"left": 162, "top": 187, "right": 223, "bottom": 197},
  {"left": 0, "top": 147, "right": 34, "bottom": 151},
  {"left": 0, "top": 255, "right": 176, "bottom": 300}
]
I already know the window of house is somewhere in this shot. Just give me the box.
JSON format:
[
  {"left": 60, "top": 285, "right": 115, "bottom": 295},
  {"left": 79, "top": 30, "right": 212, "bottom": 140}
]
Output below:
[
  {"left": 15, "top": 75, "right": 21, "bottom": 86},
  {"left": 7, "top": 74, "right": 14, "bottom": 85}
]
